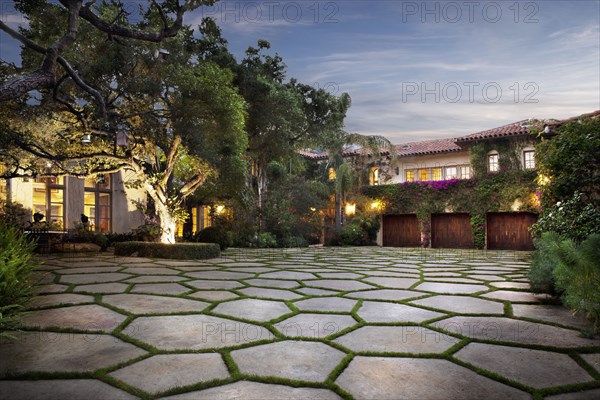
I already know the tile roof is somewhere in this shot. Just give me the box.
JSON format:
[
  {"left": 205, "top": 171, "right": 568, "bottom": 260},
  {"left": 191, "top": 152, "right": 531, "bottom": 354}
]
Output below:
[
  {"left": 455, "top": 120, "right": 532, "bottom": 142},
  {"left": 395, "top": 138, "right": 462, "bottom": 157},
  {"left": 545, "top": 109, "right": 600, "bottom": 127}
]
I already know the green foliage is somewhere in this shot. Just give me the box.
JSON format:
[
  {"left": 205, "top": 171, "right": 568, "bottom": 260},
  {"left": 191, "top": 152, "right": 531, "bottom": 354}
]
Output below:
[
  {"left": 529, "top": 232, "right": 562, "bottom": 295},
  {"left": 188, "top": 226, "right": 231, "bottom": 250},
  {"left": 0, "top": 201, "right": 31, "bottom": 230},
  {"left": 470, "top": 214, "right": 486, "bottom": 249},
  {"left": 340, "top": 214, "right": 380, "bottom": 246},
  {"left": 256, "top": 232, "right": 278, "bottom": 248},
  {"left": 62, "top": 222, "right": 110, "bottom": 250},
  {"left": 536, "top": 117, "right": 600, "bottom": 207},
  {"left": 281, "top": 236, "right": 308, "bottom": 248},
  {"left": 552, "top": 234, "right": 600, "bottom": 332},
  {"left": 114, "top": 242, "right": 220, "bottom": 260},
  {"left": 0, "top": 222, "right": 38, "bottom": 337},
  {"left": 132, "top": 222, "right": 162, "bottom": 242},
  {"left": 531, "top": 192, "right": 600, "bottom": 243}
]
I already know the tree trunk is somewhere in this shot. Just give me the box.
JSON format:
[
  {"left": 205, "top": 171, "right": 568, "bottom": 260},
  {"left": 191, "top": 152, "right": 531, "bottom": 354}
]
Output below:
[
  {"left": 334, "top": 192, "right": 342, "bottom": 232},
  {"left": 156, "top": 202, "right": 177, "bottom": 244},
  {"left": 257, "top": 160, "right": 268, "bottom": 232}
]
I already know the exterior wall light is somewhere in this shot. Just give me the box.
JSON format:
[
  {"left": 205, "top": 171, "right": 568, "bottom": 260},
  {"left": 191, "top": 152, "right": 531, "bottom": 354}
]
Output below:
[{"left": 345, "top": 203, "right": 356, "bottom": 216}]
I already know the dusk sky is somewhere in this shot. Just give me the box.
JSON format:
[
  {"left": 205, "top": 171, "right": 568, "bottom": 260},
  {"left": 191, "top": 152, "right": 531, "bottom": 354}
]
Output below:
[{"left": 2, "top": 1, "right": 599, "bottom": 143}]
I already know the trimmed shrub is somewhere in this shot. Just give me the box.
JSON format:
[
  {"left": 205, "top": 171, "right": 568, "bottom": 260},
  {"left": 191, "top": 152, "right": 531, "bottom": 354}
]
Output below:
[
  {"left": 340, "top": 214, "right": 380, "bottom": 246},
  {"left": 114, "top": 242, "right": 220, "bottom": 259},
  {"left": 0, "top": 222, "right": 38, "bottom": 337},
  {"left": 188, "top": 226, "right": 231, "bottom": 250},
  {"left": 529, "top": 232, "right": 562, "bottom": 295},
  {"left": 256, "top": 232, "right": 278, "bottom": 248},
  {"left": 552, "top": 234, "right": 600, "bottom": 333}
]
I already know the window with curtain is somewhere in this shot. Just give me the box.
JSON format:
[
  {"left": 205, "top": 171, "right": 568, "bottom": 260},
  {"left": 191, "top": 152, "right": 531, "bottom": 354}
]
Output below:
[
  {"left": 32, "top": 176, "right": 65, "bottom": 228},
  {"left": 84, "top": 175, "right": 112, "bottom": 232}
]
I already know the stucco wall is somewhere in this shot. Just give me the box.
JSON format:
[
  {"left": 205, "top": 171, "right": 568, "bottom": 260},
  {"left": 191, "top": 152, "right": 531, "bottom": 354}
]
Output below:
[
  {"left": 112, "top": 170, "right": 146, "bottom": 233},
  {"left": 386, "top": 151, "right": 471, "bottom": 184}
]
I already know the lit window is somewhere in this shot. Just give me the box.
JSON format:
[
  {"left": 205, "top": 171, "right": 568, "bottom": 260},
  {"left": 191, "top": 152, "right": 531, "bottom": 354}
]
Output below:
[
  {"left": 418, "top": 169, "right": 429, "bottom": 181},
  {"left": 488, "top": 153, "right": 499, "bottom": 172},
  {"left": 32, "top": 177, "right": 65, "bottom": 229},
  {"left": 432, "top": 168, "right": 442, "bottom": 181},
  {"left": 460, "top": 166, "right": 471, "bottom": 179},
  {"left": 0, "top": 179, "right": 7, "bottom": 201},
  {"left": 445, "top": 166, "right": 458, "bottom": 179},
  {"left": 328, "top": 168, "right": 336, "bottom": 181},
  {"left": 369, "top": 167, "right": 379, "bottom": 185},
  {"left": 203, "top": 206, "right": 212, "bottom": 228},
  {"left": 83, "top": 174, "right": 111, "bottom": 232},
  {"left": 192, "top": 207, "right": 198, "bottom": 233},
  {"left": 523, "top": 150, "right": 535, "bottom": 170},
  {"left": 406, "top": 170, "right": 415, "bottom": 182}
]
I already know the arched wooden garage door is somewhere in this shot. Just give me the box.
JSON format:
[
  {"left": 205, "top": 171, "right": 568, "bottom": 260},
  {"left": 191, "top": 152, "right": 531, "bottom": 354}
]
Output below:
[
  {"left": 431, "top": 213, "right": 474, "bottom": 249},
  {"left": 382, "top": 214, "right": 420, "bottom": 247},
  {"left": 487, "top": 212, "right": 537, "bottom": 250}
]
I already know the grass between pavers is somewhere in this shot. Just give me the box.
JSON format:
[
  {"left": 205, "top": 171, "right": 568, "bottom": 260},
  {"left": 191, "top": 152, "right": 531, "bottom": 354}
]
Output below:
[{"left": 14, "top": 249, "right": 598, "bottom": 399}]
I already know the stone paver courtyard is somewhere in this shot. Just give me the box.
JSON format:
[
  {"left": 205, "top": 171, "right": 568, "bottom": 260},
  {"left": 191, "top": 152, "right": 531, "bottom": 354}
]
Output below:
[{"left": 1, "top": 247, "right": 600, "bottom": 399}]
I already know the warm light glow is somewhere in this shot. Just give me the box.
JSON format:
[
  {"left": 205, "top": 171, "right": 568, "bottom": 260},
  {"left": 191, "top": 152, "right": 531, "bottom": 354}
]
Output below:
[
  {"left": 310, "top": 207, "right": 317, "bottom": 212},
  {"left": 370, "top": 201, "right": 382, "bottom": 211},
  {"left": 215, "top": 205, "right": 225, "bottom": 214},
  {"left": 529, "top": 193, "right": 541, "bottom": 208},
  {"left": 345, "top": 203, "right": 356, "bottom": 216},
  {"left": 537, "top": 174, "right": 551, "bottom": 186}
]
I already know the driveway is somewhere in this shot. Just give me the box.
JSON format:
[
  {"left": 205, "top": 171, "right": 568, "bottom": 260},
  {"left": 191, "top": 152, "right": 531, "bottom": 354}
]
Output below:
[{"left": 1, "top": 247, "right": 599, "bottom": 399}]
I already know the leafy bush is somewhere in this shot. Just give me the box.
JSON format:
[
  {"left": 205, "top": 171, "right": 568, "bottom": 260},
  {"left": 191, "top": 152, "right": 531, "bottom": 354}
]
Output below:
[
  {"left": 62, "top": 222, "right": 110, "bottom": 250},
  {"left": 531, "top": 192, "right": 600, "bottom": 243},
  {"left": 529, "top": 232, "right": 562, "bottom": 295},
  {"left": 105, "top": 232, "right": 137, "bottom": 245},
  {"left": 132, "top": 222, "right": 162, "bottom": 242},
  {"left": 281, "top": 235, "right": 308, "bottom": 248},
  {"left": 340, "top": 214, "right": 380, "bottom": 246},
  {"left": 0, "top": 222, "right": 38, "bottom": 337},
  {"left": 0, "top": 201, "right": 31, "bottom": 230},
  {"left": 470, "top": 214, "right": 486, "bottom": 250},
  {"left": 256, "top": 232, "right": 278, "bottom": 248},
  {"left": 114, "top": 242, "right": 220, "bottom": 259},
  {"left": 188, "top": 226, "right": 231, "bottom": 250},
  {"left": 552, "top": 234, "right": 600, "bottom": 333}
]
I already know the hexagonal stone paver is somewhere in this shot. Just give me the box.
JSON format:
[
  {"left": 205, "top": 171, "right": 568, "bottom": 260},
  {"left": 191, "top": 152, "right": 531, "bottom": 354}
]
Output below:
[
  {"left": 110, "top": 354, "right": 229, "bottom": 394},
  {"left": 357, "top": 301, "right": 444, "bottom": 323},
  {"left": 28, "top": 293, "right": 94, "bottom": 309},
  {"left": 60, "top": 273, "right": 131, "bottom": 284},
  {"left": 159, "top": 381, "right": 341, "bottom": 400},
  {"left": 433, "top": 316, "right": 600, "bottom": 347},
  {"left": 130, "top": 283, "right": 190, "bottom": 295},
  {"left": 483, "top": 290, "right": 549, "bottom": 302},
  {"left": 237, "top": 287, "right": 302, "bottom": 300},
  {"left": 122, "top": 315, "right": 273, "bottom": 350},
  {"left": 231, "top": 341, "right": 345, "bottom": 382},
  {"left": 305, "top": 279, "right": 375, "bottom": 291},
  {"left": 454, "top": 342, "right": 593, "bottom": 388},
  {"left": 19, "top": 304, "right": 126, "bottom": 332},
  {"left": 512, "top": 304, "right": 591, "bottom": 329},
  {"left": 212, "top": 299, "right": 291, "bottom": 322},
  {"left": 295, "top": 297, "right": 357, "bottom": 312},
  {"left": 187, "top": 280, "right": 244, "bottom": 290},
  {"left": 582, "top": 353, "right": 600, "bottom": 372},
  {"left": 336, "top": 357, "right": 529, "bottom": 399},
  {"left": 186, "top": 270, "right": 254, "bottom": 280},
  {"left": 188, "top": 290, "right": 239, "bottom": 301},
  {"left": 335, "top": 326, "right": 459, "bottom": 353},
  {"left": 275, "top": 314, "right": 357, "bottom": 338},
  {"left": 260, "top": 271, "right": 316, "bottom": 280},
  {"left": 0, "top": 332, "right": 146, "bottom": 375},
  {"left": 125, "top": 275, "right": 187, "bottom": 283},
  {"left": 57, "top": 267, "right": 123, "bottom": 274},
  {"left": 545, "top": 388, "right": 600, "bottom": 400},
  {"left": 34, "top": 284, "right": 68, "bottom": 294},
  {"left": 363, "top": 277, "right": 420, "bottom": 289},
  {"left": 0, "top": 380, "right": 137, "bottom": 400},
  {"left": 346, "top": 289, "right": 423, "bottom": 301},
  {"left": 318, "top": 272, "right": 364, "bottom": 279},
  {"left": 103, "top": 294, "right": 209, "bottom": 314},
  {"left": 244, "top": 278, "right": 299, "bottom": 289},
  {"left": 120, "top": 267, "right": 180, "bottom": 275},
  {"left": 74, "top": 283, "right": 130, "bottom": 293},
  {"left": 411, "top": 295, "right": 504, "bottom": 314},
  {"left": 490, "top": 281, "right": 531, "bottom": 289},
  {"left": 414, "top": 282, "right": 488, "bottom": 294},
  {"left": 296, "top": 287, "right": 340, "bottom": 296}
]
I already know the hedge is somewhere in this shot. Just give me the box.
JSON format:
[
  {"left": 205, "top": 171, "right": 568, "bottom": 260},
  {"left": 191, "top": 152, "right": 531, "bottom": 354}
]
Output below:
[{"left": 114, "top": 241, "right": 220, "bottom": 259}]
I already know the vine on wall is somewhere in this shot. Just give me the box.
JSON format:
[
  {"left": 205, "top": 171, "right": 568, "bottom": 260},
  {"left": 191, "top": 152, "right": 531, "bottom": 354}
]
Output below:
[{"left": 364, "top": 139, "right": 538, "bottom": 248}]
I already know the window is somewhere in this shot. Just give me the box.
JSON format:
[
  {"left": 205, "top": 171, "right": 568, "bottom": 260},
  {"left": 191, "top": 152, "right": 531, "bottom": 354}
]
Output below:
[
  {"left": 417, "top": 169, "right": 429, "bottom": 181},
  {"left": 406, "top": 170, "right": 415, "bottom": 182},
  {"left": 445, "top": 166, "right": 458, "bottom": 179},
  {"left": 32, "top": 176, "right": 65, "bottom": 228},
  {"left": 460, "top": 166, "right": 471, "bottom": 179},
  {"left": 488, "top": 153, "right": 499, "bottom": 172},
  {"left": 432, "top": 168, "right": 442, "bottom": 181},
  {"left": 84, "top": 175, "right": 111, "bottom": 232},
  {"left": 328, "top": 168, "right": 336, "bottom": 181},
  {"left": 0, "top": 179, "right": 7, "bottom": 201},
  {"left": 523, "top": 150, "right": 535, "bottom": 170},
  {"left": 369, "top": 167, "right": 379, "bottom": 185}
]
